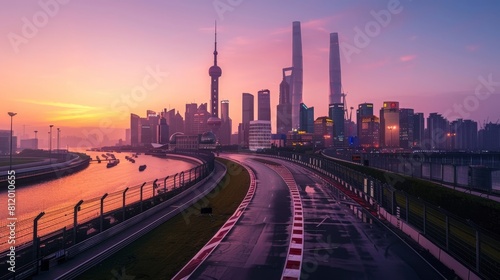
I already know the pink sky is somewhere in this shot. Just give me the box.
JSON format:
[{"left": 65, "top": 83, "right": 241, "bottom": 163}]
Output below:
[{"left": 1, "top": 1, "right": 499, "bottom": 144}]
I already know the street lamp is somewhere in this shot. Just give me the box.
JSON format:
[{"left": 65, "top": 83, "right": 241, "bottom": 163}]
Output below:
[
  {"left": 34, "top": 130, "right": 38, "bottom": 149},
  {"left": 8, "top": 112, "right": 17, "bottom": 171},
  {"left": 49, "top": 124, "right": 53, "bottom": 163},
  {"left": 57, "top": 128, "right": 60, "bottom": 154}
]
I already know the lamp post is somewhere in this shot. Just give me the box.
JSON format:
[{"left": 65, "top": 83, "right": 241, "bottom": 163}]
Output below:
[
  {"left": 8, "top": 112, "right": 17, "bottom": 171},
  {"left": 34, "top": 130, "right": 38, "bottom": 150},
  {"left": 57, "top": 128, "right": 60, "bottom": 154},
  {"left": 49, "top": 124, "right": 53, "bottom": 163}
]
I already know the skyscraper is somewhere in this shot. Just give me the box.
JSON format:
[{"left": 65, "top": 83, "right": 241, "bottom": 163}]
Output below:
[
  {"left": 219, "top": 100, "right": 232, "bottom": 145},
  {"left": 380, "top": 102, "right": 400, "bottom": 148},
  {"left": 359, "top": 116, "right": 380, "bottom": 148},
  {"left": 184, "top": 103, "right": 198, "bottom": 135},
  {"left": 130, "top": 113, "right": 141, "bottom": 147},
  {"left": 329, "top": 32, "right": 342, "bottom": 105},
  {"left": 427, "top": 113, "right": 448, "bottom": 150},
  {"left": 449, "top": 119, "right": 477, "bottom": 150},
  {"left": 314, "top": 116, "right": 334, "bottom": 147},
  {"left": 299, "top": 103, "right": 314, "bottom": 133},
  {"left": 258, "top": 89, "right": 271, "bottom": 121},
  {"left": 356, "top": 103, "right": 373, "bottom": 142},
  {"left": 277, "top": 67, "right": 293, "bottom": 134},
  {"left": 158, "top": 117, "right": 169, "bottom": 144},
  {"left": 291, "top": 21, "right": 303, "bottom": 129},
  {"left": 413, "top": 112, "right": 425, "bottom": 147},
  {"left": 166, "top": 109, "right": 184, "bottom": 135},
  {"left": 399, "top": 108, "right": 414, "bottom": 149},
  {"left": 146, "top": 110, "right": 159, "bottom": 144},
  {"left": 241, "top": 93, "right": 254, "bottom": 146},
  {"left": 329, "top": 103, "right": 345, "bottom": 147}
]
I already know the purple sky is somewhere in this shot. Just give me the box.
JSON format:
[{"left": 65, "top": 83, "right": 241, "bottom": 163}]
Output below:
[{"left": 1, "top": 0, "right": 499, "bottom": 142}]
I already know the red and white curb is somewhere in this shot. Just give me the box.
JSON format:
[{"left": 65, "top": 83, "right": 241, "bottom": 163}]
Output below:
[
  {"left": 268, "top": 165, "right": 304, "bottom": 280},
  {"left": 172, "top": 162, "right": 257, "bottom": 280}
]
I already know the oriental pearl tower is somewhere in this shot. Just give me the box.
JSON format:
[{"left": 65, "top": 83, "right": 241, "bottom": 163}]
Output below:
[{"left": 207, "top": 22, "right": 222, "bottom": 136}]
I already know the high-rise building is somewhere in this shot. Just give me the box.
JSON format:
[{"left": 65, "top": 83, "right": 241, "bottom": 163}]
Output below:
[
  {"left": 413, "top": 112, "right": 425, "bottom": 147},
  {"left": 240, "top": 93, "right": 254, "bottom": 146},
  {"left": 291, "top": 21, "right": 303, "bottom": 129},
  {"left": 356, "top": 103, "right": 373, "bottom": 142},
  {"left": 193, "top": 103, "right": 210, "bottom": 135},
  {"left": 147, "top": 110, "right": 159, "bottom": 144},
  {"left": 478, "top": 122, "right": 500, "bottom": 151},
  {"left": 359, "top": 116, "right": 380, "bottom": 148},
  {"left": 219, "top": 100, "right": 232, "bottom": 145},
  {"left": 329, "top": 103, "right": 345, "bottom": 147},
  {"left": 329, "top": 32, "right": 342, "bottom": 105},
  {"left": 449, "top": 119, "right": 477, "bottom": 150},
  {"left": 380, "top": 101, "right": 400, "bottom": 148},
  {"left": 399, "top": 108, "right": 414, "bottom": 149},
  {"left": 0, "top": 130, "right": 17, "bottom": 155},
  {"left": 158, "top": 117, "right": 169, "bottom": 144},
  {"left": 165, "top": 109, "right": 184, "bottom": 135},
  {"left": 258, "top": 89, "right": 271, "bottom": 121},
  {"left": 248, "top": 120, "right": 271, "bottom": 151},
  {"left": 277, "top": 68, "right": 293, "bottom": 134},
  {"left": 184, "top": 103, "right": 198, "bottom": 135},
  {"left": 427, "top": 113, "right": 448, "bottom": 150},
  {"left": 207, "top": 23, "right": 223, "bottom": 134},
  {"left": 140, "top": 117, "right": 152, "bottom": 145},
  {"left": 299, "top": 103, "right": 314, "bottom": 133},
  {"left": 130, "top": 113, "right": 141, "bottom": 147},
  {"left": 314, "top": 116, "right": 334, "bottom": 147}
]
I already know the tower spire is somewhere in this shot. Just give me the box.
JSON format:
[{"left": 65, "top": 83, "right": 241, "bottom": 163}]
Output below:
[{"left": 213, "top": 21, "right": 218, "bottom": 66}]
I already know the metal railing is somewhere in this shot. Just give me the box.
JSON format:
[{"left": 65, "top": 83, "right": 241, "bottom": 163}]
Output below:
[
  {"left": 261, "top": 150, "right": 500, "bottom": 280},
  {"left": 0, "top": 151, "right": 214, "bottom": 280}
]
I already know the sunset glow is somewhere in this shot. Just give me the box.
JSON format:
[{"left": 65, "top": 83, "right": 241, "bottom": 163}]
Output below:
[{"left": 1, "top": 0, "right": 499, "bottom": 144}]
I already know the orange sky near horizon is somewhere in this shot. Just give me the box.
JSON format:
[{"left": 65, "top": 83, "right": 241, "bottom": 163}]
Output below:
[{"left": 1, "top": 1, "right": 499, "bottom": 143}]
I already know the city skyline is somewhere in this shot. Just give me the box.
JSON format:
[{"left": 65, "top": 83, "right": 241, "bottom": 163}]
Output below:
[{"left": 2, "top": 1, "right": 500, "bottom": 142}]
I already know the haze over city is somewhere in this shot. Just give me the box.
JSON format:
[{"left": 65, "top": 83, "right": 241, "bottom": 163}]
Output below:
[{"left": 1, "top": 0, "right": 500, "bottom": 146}]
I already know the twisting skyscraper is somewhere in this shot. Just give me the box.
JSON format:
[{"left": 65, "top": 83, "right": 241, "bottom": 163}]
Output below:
[
  {"left": 291, "top": 21, "right": 303, "bottom": 129},
  {"left": 329, "top": 32, "right": 342, "bottom": 105}
]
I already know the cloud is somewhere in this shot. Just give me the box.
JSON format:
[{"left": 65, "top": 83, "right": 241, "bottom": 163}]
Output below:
[
  {"left": 399, "top": 54, "right": 416, "bottom": 62},
  {"left": 17, "top": 99, "right": 105, "bottom": 123},
  {"left": 17, "top": 99, "right": 98, "bottom": 110}
]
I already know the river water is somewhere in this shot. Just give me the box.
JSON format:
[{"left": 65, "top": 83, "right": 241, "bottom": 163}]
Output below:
[{"left": 1, "top": 151, "right": 196, "bottom": 221}]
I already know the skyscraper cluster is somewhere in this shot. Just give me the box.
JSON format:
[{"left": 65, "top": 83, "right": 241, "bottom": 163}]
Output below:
[{"left": 126, "top": 20, "right": 499, "bottom": 152}]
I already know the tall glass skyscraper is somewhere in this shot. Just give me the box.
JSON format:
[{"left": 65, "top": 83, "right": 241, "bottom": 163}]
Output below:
[
  {"left": 329, "top": 32, "right": 342, "bottom": 105},
  {"left": 299, "top": 103, "right": 314, "bottom": 133},
  {"left": 258, "top": 89, "right": 271, "bottom": 121},
  {"left": 291, "top": 21, "right": 303, "bottom": 129}
]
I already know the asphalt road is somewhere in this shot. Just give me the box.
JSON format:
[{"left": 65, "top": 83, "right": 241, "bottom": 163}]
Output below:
[
  {"left": 279, "top": 159, "right": 447, "bottom": 279},
  {"left": 189, "top": 154, "right": 448, "bottom": 280},
  {"left": 190, "top": 154, "right": 291, "bottom": 279}
]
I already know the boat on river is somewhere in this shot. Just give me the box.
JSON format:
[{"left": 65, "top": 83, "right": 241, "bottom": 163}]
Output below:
[{"left": 139, "top": 165, "right": 147, "bottom": 171}]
